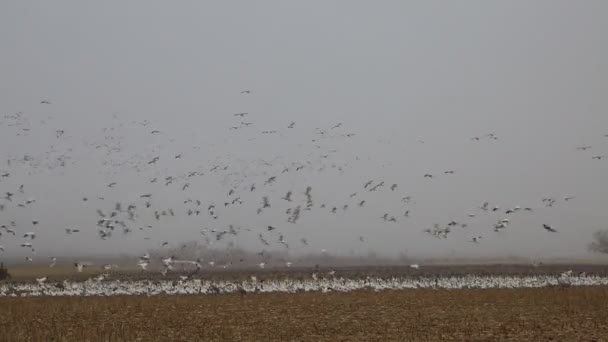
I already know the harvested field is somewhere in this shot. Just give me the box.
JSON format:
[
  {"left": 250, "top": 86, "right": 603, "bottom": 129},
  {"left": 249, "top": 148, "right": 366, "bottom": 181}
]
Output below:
[{"left": 1, "top": 287, "right": 608, "bottom": 341}]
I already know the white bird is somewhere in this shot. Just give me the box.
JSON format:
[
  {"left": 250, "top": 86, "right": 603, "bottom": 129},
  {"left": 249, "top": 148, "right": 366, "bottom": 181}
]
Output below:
[
  {"left": 410, "top": 264, "right": 420, "bottom": 269},
  {"left": 36, "top": 276, "right": 47, "bottom": 284},
  {"left": 285, "top": 262, "right": 293, "bottom": 268},
  {"left": 49, "top": 257, "right": 57, "bottom": 268},
  {"left": 21, "top": 242, "right": 33, "bottom": 248},
  {"left": 137, "top": 260, "right": 149, "bottom": 270},
  {"left": 173, "top": 259, "right": 202, "bottom": 270},
  {"left": 74, "top": 262, "right": 93, "bottom": 273},
  {"left": 23, "top": 232, "right": 36, "bottom": 240},
  {"left": 162, "top": 256, "right": 175, "bottom": 269},
  {"left": 258, "top": 262, "right": 266, "bottom": 269}
]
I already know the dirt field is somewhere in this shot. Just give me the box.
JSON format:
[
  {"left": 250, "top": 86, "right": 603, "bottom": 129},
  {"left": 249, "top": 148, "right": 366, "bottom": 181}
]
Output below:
[{"left": 1, "top": 287, "right": 607, "bottom": 341}]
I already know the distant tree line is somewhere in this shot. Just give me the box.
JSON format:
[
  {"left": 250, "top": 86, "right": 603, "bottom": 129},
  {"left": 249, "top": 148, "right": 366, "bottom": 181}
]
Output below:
[
  {"left": 0, "top": 262, "right": 10, "bottom": 280},
  {"left": 589, "top": 230, "right": 608, "bottom": 254}
]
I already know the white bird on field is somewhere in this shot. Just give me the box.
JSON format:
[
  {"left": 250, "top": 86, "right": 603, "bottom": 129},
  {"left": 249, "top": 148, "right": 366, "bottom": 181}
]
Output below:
[
  {"left": 74, "top": 262, "right": 93, "bottom": 273},
  {"left": 102, "top": 264, "right": 116, "bottom": 271},
  {"left": 173, "top": 259, "right": 202, "bottom": 270},
  {"left": 162, "top": 256, "right": 175, "bottom": 270}
]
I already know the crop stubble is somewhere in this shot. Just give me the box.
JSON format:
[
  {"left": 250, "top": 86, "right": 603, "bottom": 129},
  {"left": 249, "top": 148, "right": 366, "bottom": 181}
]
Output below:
[{"left": 1, "top": 287, "right": 607, "bottom": 341}]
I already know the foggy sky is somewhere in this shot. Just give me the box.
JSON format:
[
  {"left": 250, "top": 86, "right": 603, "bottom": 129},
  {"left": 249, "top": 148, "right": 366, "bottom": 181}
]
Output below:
[{"left": 1, "top": 1, "right": 608, "bottom": 261}]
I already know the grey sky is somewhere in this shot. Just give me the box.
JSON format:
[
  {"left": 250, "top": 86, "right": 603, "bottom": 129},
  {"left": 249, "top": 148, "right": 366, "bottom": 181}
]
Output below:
[{"left": 1, "top": 1, "right": 607, "bottom": 261}]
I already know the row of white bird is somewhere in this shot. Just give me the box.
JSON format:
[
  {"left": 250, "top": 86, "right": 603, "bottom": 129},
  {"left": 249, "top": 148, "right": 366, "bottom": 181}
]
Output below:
[{"left": 2, "top": 271, "right": 604, "bottom": 297}]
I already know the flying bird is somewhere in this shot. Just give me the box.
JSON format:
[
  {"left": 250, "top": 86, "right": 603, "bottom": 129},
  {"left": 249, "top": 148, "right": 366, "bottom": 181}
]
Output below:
[
  {"left": 262, "top": 196, "right": 270, "bottom": 208},
  {"left": 542, "top": 224, "right": 557, "bottom": 232},
  {"left": 282, "top": 191, "right": 292, "bottom": 202}
]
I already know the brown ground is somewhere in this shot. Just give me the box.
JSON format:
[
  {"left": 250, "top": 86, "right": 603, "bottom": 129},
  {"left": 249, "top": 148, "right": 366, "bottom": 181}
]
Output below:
[{"left": 1, "top": 287, "right": 607, "bottom": 341}]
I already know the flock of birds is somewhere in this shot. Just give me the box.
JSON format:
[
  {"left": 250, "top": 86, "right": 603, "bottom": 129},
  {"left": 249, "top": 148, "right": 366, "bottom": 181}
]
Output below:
[
  {"left": 2, "top": 271, "right": 607, "bottom": 297},
  {"left": 1, "top": 93, "right": 608, "bottom": 287}
]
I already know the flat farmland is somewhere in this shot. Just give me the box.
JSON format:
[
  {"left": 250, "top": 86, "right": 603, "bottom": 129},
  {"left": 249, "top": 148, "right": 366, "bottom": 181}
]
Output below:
[{"left": 1, "top": 287, "right": 607, "bottom": 341}]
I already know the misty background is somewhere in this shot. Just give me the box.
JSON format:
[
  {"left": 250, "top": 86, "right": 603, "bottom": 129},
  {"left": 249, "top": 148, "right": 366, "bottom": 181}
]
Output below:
[{"left": 1, "top": 1, "right": 607, "bottom": 263}]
